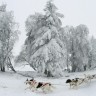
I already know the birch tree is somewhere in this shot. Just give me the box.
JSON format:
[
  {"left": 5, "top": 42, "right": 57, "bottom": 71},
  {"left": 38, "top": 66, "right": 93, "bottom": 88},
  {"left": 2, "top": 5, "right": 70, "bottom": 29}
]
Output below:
[
  {"left": 0, "top": 4, "right": 19, "bottom": 72},
  {"left": 69, "top": 24, "right": 90, "bottom": 72}
]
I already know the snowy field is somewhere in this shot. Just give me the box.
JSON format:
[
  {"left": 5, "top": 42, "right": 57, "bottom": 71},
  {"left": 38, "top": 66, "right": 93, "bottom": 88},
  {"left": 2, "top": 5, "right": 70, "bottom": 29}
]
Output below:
[{"left": 1, "top": 69, "right": 96, "bottom": 96}]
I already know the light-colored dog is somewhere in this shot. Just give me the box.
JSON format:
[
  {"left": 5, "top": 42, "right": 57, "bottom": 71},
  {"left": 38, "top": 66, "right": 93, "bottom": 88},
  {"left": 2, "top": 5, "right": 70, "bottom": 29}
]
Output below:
[
  {"left": 66, "top": 77, "right": 87, "bottom": 89},
  {"left": 25, "top": 78, "right": 55, "bottom": 93},
  {"left": 84, "top": 74, "right": 96, "bottom": 82},
  {"left": 31, "top": 81, "right": 55, "bottom": 93},
  {"left": 24, "top": 78, "right": 36, "bottom": 90}
]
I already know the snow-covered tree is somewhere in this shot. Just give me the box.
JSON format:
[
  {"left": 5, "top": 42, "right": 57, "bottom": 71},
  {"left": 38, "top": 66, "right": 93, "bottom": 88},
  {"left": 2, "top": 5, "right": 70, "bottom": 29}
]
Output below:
[
  {"left": 59, "top": 25, "right": 91, "bottom": 72},
  {"left": 25, "top": 0, "right": 66, "bottom": 77},
  {"left": 89, "top": 36, "right": 96, "bottom": 69},
  {"left": 59, "top": 26, "right": 75, "bottom": 72},
  {"left": 68, "top": 24, "right": 90, "bottom": 72},
  {"left": 0, "top": 4, "right": 19, "bottom": 72}
]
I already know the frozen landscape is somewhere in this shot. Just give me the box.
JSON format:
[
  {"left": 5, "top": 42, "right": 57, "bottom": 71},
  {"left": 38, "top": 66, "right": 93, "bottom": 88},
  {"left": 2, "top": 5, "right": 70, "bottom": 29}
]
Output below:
[
  {"left": 0, "top": 0, "right": 96, "bottom": 96},
  {"left": 0, "top": 66, "right": 96, "bottom": 96}
]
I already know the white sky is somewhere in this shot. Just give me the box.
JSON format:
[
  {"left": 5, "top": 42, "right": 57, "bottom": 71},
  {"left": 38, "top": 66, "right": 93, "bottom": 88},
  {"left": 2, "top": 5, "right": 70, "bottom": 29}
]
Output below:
[{"left": 0, "top": 0, "right": 96, "bottom": 56}]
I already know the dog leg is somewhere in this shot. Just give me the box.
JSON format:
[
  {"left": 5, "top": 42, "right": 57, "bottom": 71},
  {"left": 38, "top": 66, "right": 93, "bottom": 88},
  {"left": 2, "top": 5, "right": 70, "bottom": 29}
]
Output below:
[
  {"left": 75, "top": 84, "right": 78, "bottom": 90},
  {"left": 32, "top": 87, "right": 36, "bottom": 92},
  {"left": 70, "top": 84, "right": 71, "bottom": 89},
  {"left": 49, "top": 86, "right": 53, "bottom": 92},
  {"left": 46, "top": 86, "right": 52, "bottom": 92},
  {"left": 25, "top": 86, "right": 31, "bottom": 90},
  {"left": 41, "top": 88, "right": 46, "bottom": 93}
]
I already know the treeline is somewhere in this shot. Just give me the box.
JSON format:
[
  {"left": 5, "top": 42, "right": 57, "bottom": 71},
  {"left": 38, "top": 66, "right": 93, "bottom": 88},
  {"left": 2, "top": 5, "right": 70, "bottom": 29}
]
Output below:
[
  {"left": 1, "top": 0, "right": 94, "bottom": 77},
  {"left": 15, "top": 0, "right": 96, "bottom": 77}
]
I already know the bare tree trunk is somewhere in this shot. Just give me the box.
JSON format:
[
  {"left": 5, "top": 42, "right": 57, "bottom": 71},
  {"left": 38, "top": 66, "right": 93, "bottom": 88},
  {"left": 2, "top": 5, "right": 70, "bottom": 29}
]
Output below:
[
  {"left": 71, "top": 64, "right": 77, "bottom": 72},
  {"left": 47, "top": 71, "right": 53, "bottom": 77},
  {"left": 22, "top": 57, "right": 36, "bottom": 71},
  {"left": 1, "top": 62, "right": 5, "bottom": 72},
  {"left": 71, "top": 40, "right": 76, "bottom": 72},
  {"left": 66, "top": 51, "right": 70, "bottom": 72},
  {"left": 7, "top": 57, "right": 16, "bottom": 73},
  {"left": 44, "top": 69, "right": 48, "bottom": 75}
]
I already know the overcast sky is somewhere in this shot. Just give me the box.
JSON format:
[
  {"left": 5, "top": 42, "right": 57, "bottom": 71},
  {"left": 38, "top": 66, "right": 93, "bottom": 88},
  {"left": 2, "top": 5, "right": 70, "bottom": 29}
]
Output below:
[{"left": 0, "top": 0, "right": 96, "bottom": 56}]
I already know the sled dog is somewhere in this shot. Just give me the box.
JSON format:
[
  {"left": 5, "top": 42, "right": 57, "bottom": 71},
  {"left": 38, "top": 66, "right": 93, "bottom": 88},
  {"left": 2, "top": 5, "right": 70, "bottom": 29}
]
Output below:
[
  {"left": 66, "top": 78, "right": 86, "bottom": 89},
  {"left": 84, "top": 74, "right": 96, "bottom": 82},
  {"left": 31, "top": 80, "right": 54, "bottom": 93},
  {"left": 25, "top": 78, "right": 36, "bottom": 90},
  {"left": 25, "top": 78, "right": 54, "bottom": 93}
]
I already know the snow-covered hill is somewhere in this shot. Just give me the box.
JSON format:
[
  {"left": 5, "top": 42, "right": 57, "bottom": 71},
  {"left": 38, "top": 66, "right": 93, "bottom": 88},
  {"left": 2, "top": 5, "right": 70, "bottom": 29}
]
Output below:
[{"left": 0, "top": 70, "right": 96, "bottom": 96}]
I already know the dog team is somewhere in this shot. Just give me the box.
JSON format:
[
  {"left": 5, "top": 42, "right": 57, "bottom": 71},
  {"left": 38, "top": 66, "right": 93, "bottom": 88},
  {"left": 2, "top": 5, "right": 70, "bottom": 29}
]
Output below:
[
  {"left": 24, "top": 74, "right": 96, "bottom": 93},
  {"left": 66, "top": 74, "right": 96, "bottom": 89}
]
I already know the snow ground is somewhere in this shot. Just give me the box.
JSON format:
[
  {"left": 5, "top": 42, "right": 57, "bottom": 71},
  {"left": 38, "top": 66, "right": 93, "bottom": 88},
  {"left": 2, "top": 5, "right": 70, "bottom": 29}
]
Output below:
[
  {"left": 0, "top": 70, "right": 96, "bottom": 96},
  {"left": 15, "top": 65, "right": 34, "bottom": 71}
]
